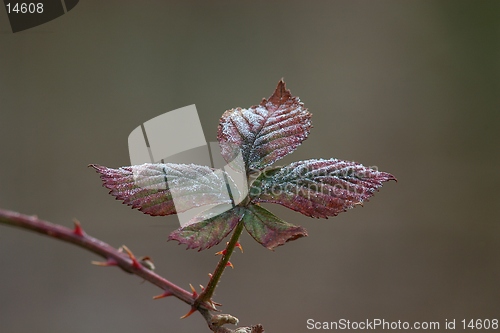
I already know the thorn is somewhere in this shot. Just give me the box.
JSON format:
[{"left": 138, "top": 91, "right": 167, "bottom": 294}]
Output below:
[
  {"left": 72, "top": 219, "right": 85, "bottom": 237},
  {"left": 235, "top": 242, "right": 243, "bottom": 253},
  {"left": 180, "top": 306, "right": 196, "bottom": 319},
  {"left": 206, "top": 300, "right": 218, "bottom": 311},
  {"left": 189, "top": 284, "right": 198, "bottom": 298},
  {"left": 199, "top": 284, "right": 205, "bottom": 291},
  {"left": 121, "top": 245, "right": 142, "bottom": 270},
  {"left": 208, "top": 273, "right": 213, "bottom": 278},
  {"left": 153, "top": 291, "right": 172, "bottom": 300},
  {"left": 211, "top": 300, "right": 222, "bottom": 307},
  {"left": 91, "top": 258, "right": 118, "bottom": 267},
  {"left": 216, "top": 242, "right": 243, "bottom": 255},
  {"left": 226, "top": 261, "right": 234, "bottom": 269}
]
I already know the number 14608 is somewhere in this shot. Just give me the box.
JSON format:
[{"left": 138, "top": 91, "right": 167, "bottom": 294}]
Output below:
[
  {"left": 462, "top": 319, "right": 498, "bottom": 330},
  {"left": 6, "top": 3, "right": 44, "bottom": 14}
]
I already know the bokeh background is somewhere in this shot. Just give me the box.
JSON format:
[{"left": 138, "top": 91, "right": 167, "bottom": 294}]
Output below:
[{"left": 1, "top": 1, "right": 499, "bottom": 332}]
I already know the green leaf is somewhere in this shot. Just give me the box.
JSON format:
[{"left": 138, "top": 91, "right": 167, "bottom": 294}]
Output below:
[
  {"left": 242, "top": 204, "right": 307, "bottom": 250},
  {"left": 250, "top": 159, "right": 396, "bottom": 218},
  {"left": 168, "top": 205, "right": 244, "bottom": 251},
  {"left": 217, "top": 79, "right": 312, "bottom": 171}
]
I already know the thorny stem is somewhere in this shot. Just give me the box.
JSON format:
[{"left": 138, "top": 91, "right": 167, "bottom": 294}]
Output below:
[
  {"left": 0, "top": 208, "right": 199, "bottom": 306},
  {"left": 0, "top": 208, "right": 264, "bottom": 333},
  {"left": 196, "top": 220, "right": 245, "bottom": 306}
]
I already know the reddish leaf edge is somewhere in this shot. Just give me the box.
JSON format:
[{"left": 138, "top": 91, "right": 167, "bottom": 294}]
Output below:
[
  {"left": 89, "top": 164, "right": 176, "bottom": 217},
  {"left": 261, "top": 78, "right": 293, "bottom": 107},
  {"left": 249, "top": 159, "right": 397, "bottom": 219},
  {"left": 242, "top": 204, "right": 308, "bottom": 251},
  {"left": 167, "top": 204, "right": 309, "bottom": 252},
  {"left": 253, "top": 179, "right": 397, "bottom": 219},
  {"left": 217, "top": 79, "right": 313, "bottom": 171}
]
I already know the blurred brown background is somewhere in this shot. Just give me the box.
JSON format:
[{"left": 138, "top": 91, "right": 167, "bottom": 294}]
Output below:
[{"left": 1, "top": 1, "right": 499, "bottom": 332}]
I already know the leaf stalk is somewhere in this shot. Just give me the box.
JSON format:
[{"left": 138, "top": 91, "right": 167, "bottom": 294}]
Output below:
[{"left": 195, "top": 220, "right": 245, "bottom": 306}]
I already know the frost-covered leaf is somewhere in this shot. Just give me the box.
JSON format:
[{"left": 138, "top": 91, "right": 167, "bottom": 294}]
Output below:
[
  {"left": 168, "top": 206, "right": 244, "bottom": 251},
  {"left": 250, "top": 159, "right": 396, "bottom": 218},
  {"left": 217, "top": 80, "right": 312, "bottom": 171},
  {"left": 91, "top": 163, "right": 236, "bottom": 216},
  {"left": 242, "top": 204, "right": 307, "bottom": 250}
]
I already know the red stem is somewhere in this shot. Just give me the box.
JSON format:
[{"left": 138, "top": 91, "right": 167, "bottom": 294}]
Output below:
[
  {"left": 0, "top": 207, "right": 264, "bottom": 333},
  {"left": 0, "top": 208, "right": 206, "bottom": 309}
]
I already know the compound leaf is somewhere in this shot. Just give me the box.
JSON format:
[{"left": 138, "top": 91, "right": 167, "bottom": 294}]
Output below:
[
  {"left": 91, "top": 163, "right": 236, "bottom": 216},
  {"left": 242, "top": 204, "right": 307, "bottom": 250},
  {"left": 217, "top": 79, "right": 312, "bottom": 171},
  {"left": 168, "top": 206, "right": 244, "bottom": 251},
  {"left": 250, "top": 159, "right": 396, "bottom": 218}
]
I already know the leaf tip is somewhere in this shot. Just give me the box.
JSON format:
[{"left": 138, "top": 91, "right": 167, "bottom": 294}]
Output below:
[
  {"left": 266, "top": 226, "right": 308, "bottom": 251},
  {"left": 88, "top": 164, "right": 104, "bottom": 172},
  {"left": 264, "top": 78, "right": 293, "bottom": 106},
  {"left": 387, "top": 173, "right": 398, "bottom": 182}
]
